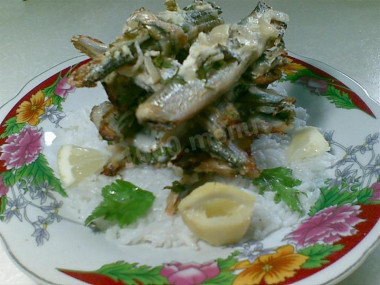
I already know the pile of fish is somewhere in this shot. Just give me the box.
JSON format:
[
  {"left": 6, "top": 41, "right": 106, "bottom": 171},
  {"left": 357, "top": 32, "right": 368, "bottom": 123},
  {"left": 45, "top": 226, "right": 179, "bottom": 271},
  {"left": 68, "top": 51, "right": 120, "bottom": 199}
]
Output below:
[{"left": 68, "top": 0, "right": 295, "bottom": 202}]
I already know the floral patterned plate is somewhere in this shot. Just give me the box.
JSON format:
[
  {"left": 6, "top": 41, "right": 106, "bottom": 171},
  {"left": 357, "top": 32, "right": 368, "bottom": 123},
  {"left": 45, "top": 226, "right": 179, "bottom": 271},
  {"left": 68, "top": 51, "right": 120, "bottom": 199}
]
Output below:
[{"left": 0, "top": 53, "right": 379, "bottom": 285}]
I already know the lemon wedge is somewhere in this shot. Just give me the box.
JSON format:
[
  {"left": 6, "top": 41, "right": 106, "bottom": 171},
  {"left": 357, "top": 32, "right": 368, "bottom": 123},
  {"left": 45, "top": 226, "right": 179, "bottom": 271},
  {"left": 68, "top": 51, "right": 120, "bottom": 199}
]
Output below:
[
  {"left": 287, "top": 126, "right": 330, "bottom": 162},
  {"left": 178, "top": 182, "right": 255, "bottom": 246},
  {"left": 57, "top": 144, "right": 108, "bottom": 187}
]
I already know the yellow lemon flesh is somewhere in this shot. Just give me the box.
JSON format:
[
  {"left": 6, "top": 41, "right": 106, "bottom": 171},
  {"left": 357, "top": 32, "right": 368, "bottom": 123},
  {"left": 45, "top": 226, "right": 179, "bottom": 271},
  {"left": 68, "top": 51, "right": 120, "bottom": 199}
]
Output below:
[
  {"left": 287, "top": 126, "right": 330, "bottom": 162},
  {"left": 57, "top": 144, "right": 108, "bottom": 187},
  {"left": 178, "top": 182, "right": 255, "bottom": 246}
]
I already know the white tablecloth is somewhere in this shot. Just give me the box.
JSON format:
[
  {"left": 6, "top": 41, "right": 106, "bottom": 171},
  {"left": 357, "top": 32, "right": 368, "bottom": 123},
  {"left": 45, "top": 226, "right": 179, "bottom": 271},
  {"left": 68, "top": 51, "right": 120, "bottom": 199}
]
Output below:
[{"left": 0, "top": 1, "right": 379, "bottom": 284}]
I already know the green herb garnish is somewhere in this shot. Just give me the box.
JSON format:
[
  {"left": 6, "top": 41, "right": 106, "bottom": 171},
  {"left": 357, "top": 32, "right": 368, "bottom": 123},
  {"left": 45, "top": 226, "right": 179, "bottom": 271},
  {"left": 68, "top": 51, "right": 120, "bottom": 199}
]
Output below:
[
  {"left": 253, "top": 167, "right": 304, "bottom": 213},
  {"left": 85, "top": 180, "right": 155, "bottom": 227},
  {"left": 153, "top": 55, "right": 173, "bottom": 69},
  {"left": 164, "top": 180, "right": 187, "bottom": 194}
]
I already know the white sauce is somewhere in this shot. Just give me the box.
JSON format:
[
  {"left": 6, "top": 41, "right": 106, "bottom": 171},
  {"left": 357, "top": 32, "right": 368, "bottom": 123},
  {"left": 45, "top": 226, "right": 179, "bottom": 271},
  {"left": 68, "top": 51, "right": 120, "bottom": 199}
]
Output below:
[
  {"left": 179, "top": 24, "right": 231, "bottom": 81},
  {"left": 178, "top": 9, "right": 289, "bottom": 82}
]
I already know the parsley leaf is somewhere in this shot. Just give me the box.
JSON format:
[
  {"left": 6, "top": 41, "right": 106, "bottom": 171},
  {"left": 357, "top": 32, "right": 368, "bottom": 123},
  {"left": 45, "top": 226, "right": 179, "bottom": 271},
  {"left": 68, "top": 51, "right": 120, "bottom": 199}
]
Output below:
[
  {"left": 253, "top": 167, "right": 304, "bottom": 213},
  {"left": 85, "top": 180, "right": 155, "bottom": 227}
]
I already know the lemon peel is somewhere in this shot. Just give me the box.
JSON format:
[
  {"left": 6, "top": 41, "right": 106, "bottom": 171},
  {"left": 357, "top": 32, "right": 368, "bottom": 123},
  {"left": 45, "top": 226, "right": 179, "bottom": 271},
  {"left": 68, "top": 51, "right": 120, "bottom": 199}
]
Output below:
[
  {"left": 57, "top": 144, "right": 108, "bottom": 187},
  {"left": 178, "top": 182, "right": 255, "bottom": 246},
  {"left": 287, "top": 126, "right": 330, "bottom": 162}
]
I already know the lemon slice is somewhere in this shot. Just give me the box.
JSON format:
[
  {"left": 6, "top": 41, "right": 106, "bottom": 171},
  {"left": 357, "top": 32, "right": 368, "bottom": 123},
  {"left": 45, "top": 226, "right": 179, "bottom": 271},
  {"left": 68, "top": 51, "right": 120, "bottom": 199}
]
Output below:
[
  {"left": 57, "top": 144, "right": 108, "bottom": 187},
  {"left": 178, "top": 182, "right": 255, "bottom": 246},
  {"left": 287, "top": 126, "right": 330, "bottom": 162}
]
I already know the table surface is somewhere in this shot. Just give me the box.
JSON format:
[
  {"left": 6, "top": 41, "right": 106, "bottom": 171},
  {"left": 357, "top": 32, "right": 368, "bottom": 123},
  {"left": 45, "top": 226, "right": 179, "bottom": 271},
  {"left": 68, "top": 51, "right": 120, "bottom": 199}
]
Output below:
[{"left": 0, "top": 0, "right": 379, "bottom": 284}]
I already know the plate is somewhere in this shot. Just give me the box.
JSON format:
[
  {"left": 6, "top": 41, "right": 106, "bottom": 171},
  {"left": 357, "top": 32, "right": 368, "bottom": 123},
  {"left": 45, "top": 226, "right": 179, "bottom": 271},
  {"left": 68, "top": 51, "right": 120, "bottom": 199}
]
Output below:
[{"left": 0, "top": 53, "right": 379, "bottom": 285}]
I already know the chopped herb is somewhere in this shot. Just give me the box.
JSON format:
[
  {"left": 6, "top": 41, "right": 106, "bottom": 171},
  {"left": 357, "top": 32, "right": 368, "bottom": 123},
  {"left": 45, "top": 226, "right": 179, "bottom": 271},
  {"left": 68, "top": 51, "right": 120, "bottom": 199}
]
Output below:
[
  {"left": 197, "top": 59, "right": 227, "bottom": 80},
  {"left": 162, "top": 74, "right": 186, "bottom": 85},
  {"left": 164, "top": 180, "right": 188, "bottom": 194},
  {"left": 152, "top": 55, "right": 173, "bottom": 69},
  {"left": 253, "top": 167, "right": 304, "bottom": 213},
  {"left": 85, "top": 180, "right": 155, "bottom": 227},
  {"left": 124, "top": 145, "right": 177, "bottom": 166}
]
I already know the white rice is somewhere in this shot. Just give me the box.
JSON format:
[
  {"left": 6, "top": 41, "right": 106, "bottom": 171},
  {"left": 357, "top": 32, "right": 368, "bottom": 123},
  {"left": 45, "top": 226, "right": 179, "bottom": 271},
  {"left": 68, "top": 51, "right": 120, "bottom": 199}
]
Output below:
[{"left": 44, "top": 106, "right": 336, "bottom": 249}]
